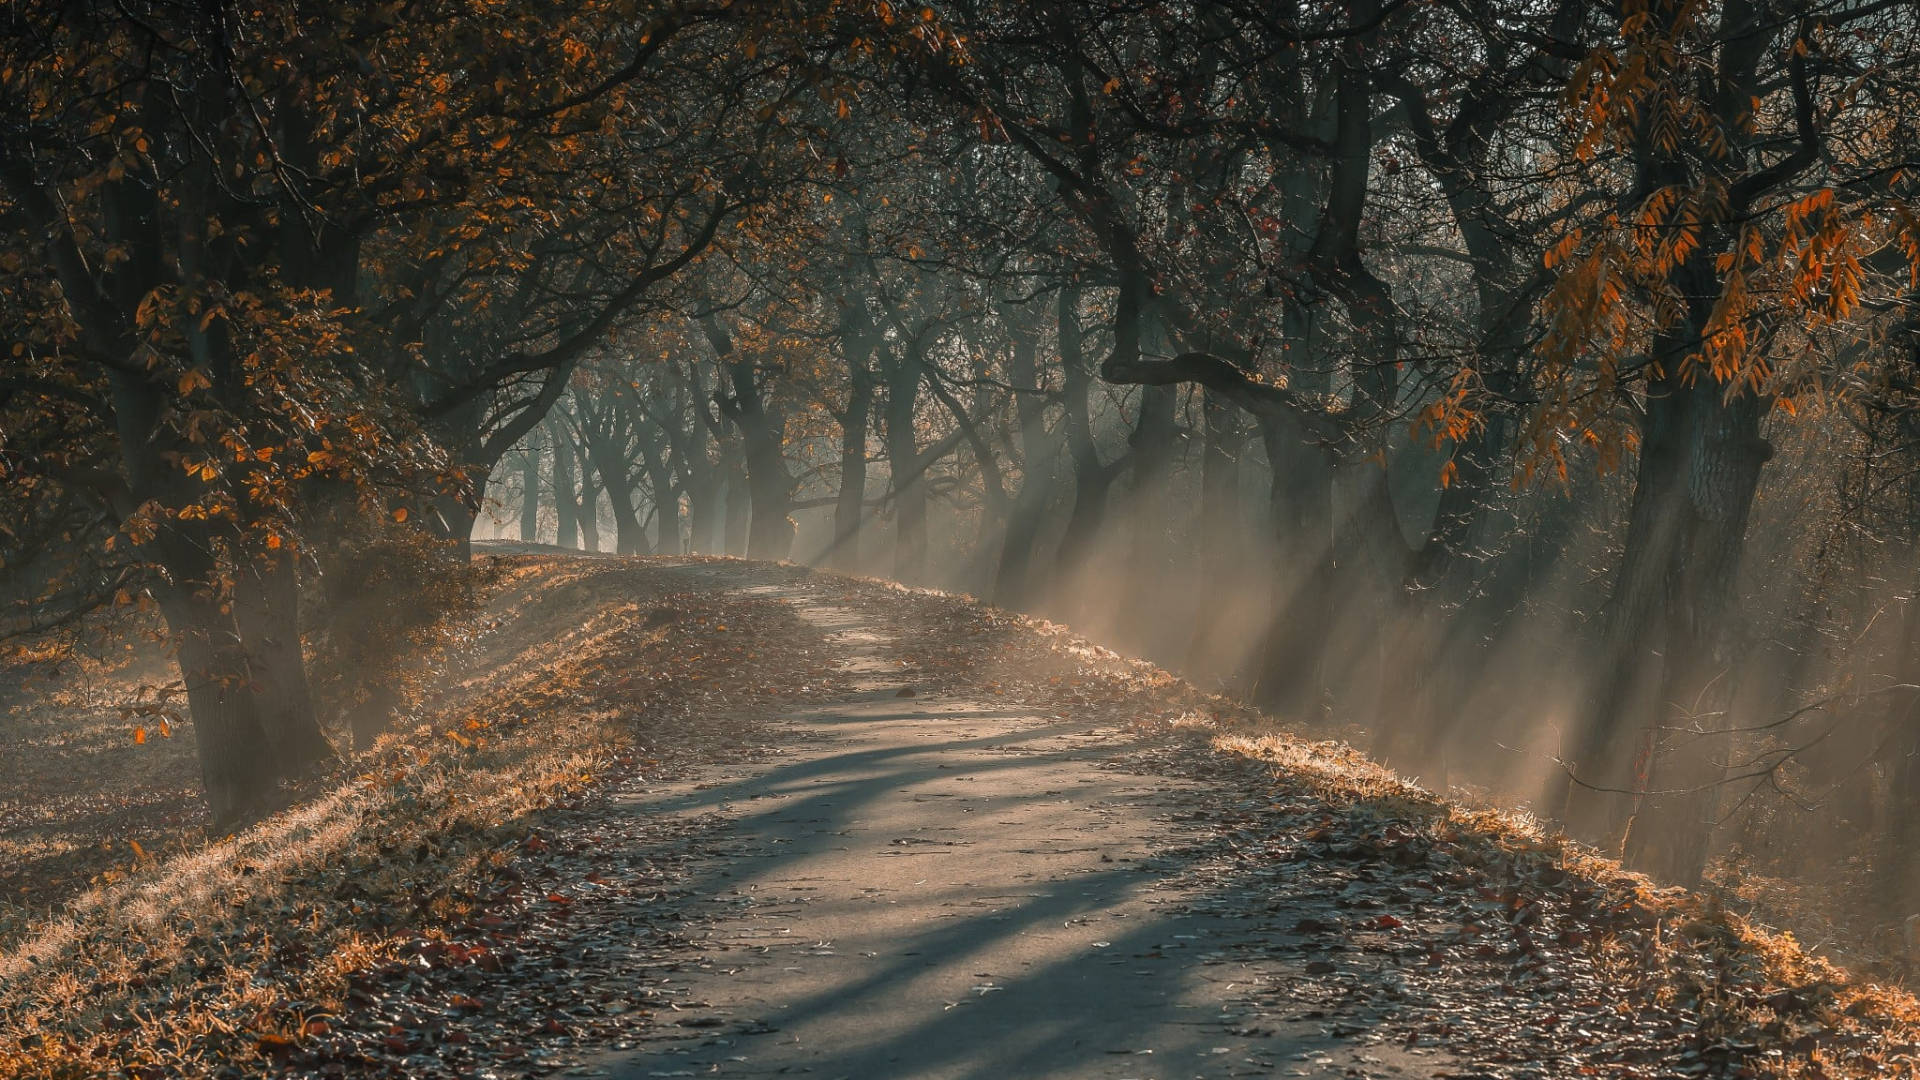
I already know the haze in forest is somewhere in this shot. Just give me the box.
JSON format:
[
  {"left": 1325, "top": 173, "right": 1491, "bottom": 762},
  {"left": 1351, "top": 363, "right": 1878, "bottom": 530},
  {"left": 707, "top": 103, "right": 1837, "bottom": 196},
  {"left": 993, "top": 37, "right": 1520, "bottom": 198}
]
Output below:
[{"left": 8, "top": 0, "right": 1920, "bottom": 970}]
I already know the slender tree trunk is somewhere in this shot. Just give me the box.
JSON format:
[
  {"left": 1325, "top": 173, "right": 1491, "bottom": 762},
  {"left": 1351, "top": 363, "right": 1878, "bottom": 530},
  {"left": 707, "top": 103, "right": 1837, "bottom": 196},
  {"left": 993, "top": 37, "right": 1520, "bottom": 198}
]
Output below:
[
  {"left": 550, "top": 425, "right": 578, "bottom": 550},
  {"left": 519, "top": 449, "right": 540, "bottom": 543},
  {"left": 1054, "top": 288, "right": 1118, "bottom": 580},
  {"left": 576, "top": 437, "right": 601, "bottom": 553},
  {"left": 585, "top": 430, "right": 649, "bottom": 556},
  {"left": 993, "top": 331, "right": 1055, "bottom": 608},
  {"left": 723, "top": 458, "right": 751, "bottom": 557},
  {"left": 704, "top": 319, "right": 795, "bottom": 560},
  {"left": 1184, "top": 391, "right": 1246, "bottom": 670},
  {"left": 1250, "top": 416, "right": 1338, "bottom": 714},
  {"left": 831, "top": 367, "right": 875, "bottom": 571},
  {"left": 886, "top": 354, "right": 927, "bottom": 583},
  {"left": 687, "top": 473, "right": 722, "bottom": 556},
  {"left": 677, "top": 363, "right": 724, "bottom": 556}
]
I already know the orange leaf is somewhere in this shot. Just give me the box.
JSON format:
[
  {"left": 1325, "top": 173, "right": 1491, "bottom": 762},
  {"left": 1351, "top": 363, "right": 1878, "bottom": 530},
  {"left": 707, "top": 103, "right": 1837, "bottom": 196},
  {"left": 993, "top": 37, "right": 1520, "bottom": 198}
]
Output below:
[{"left": 256, "top": 1034, "right": 298, "bottom": 1056}]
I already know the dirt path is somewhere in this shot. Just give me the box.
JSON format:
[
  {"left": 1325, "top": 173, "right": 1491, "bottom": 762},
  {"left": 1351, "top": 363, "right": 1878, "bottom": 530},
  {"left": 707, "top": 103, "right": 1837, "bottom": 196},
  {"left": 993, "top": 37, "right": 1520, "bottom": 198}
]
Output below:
[{"left": 588, "top": 569, "right": 1451, "bottom": 1080}]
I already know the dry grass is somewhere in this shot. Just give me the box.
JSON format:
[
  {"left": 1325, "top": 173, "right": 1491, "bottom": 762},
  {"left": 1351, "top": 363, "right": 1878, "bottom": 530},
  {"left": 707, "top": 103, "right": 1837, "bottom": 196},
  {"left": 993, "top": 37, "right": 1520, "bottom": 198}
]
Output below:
[
  {"left": 0, "top": 614, "right": 205, "bottom": 931},
  {"left": 0, "top": 554, "right": 835, "bottom": 1080}
]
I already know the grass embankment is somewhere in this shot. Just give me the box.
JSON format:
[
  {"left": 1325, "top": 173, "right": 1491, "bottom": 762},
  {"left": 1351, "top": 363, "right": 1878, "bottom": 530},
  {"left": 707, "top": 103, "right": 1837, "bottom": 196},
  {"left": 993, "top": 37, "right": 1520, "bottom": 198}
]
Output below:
[
  {"left": 825, "top": 574, "right": 1920, "bottom": 1079},
  {"left": 0, "top": 554, "right": 836, "bottom": 1079}
]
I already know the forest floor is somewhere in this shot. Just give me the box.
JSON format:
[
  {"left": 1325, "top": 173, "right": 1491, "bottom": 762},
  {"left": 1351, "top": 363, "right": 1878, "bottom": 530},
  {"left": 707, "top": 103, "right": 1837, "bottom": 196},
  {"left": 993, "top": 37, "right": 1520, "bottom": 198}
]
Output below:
[{"left": 3, "top": 553, "right": 1920, "bottom": 1079}]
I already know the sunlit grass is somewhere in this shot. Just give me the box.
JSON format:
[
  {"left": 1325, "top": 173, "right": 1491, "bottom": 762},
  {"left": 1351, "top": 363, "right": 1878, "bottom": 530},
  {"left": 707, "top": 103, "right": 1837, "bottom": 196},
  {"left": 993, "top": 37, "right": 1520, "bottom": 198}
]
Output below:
[{"left": 0, "top": 554, "right": 829, "bottom": 1080}]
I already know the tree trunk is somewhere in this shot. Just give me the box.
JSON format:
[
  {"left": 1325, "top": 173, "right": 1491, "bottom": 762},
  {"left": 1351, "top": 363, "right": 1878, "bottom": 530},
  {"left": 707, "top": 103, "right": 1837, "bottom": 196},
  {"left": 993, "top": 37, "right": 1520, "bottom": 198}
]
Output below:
[
  {"left": 1127, "top": 382, "right": 1179, "bottom": 578},
  {"left": 723, "top": 460, "right": 751, "bottom": 557},
  {"left": 1250, "top": 415, "right": 1339, "bottom": 715},
  {"left": 886, "top": 354, "right": 927, "bottom": 583},
  {"left": 705, "top": 319, "right": 795, "bottom": 560},
  {"left": 1054, "top": 288, "right": 1118, "bottom": 580},
  {"left": 831, "top": 367, "right": 876, "bottom": 571},
  {"left": 444, "top": 492, "right": 481, "bottom": 563},
  {"left": 1561, "top": 334, "right": 1771, "bottom": 886},
  {"left": 148, "top": 533, "right": 282, "bottom": 826},
  {"left": 1619, "top": 384, "right": 1770, "bottom": 884},
  {"left": 643, "top": 440, "right": 681, "bottom": 554},
  {"left": 993, "top": 331, "right": 1055, "bottom": 608},
  {"left": 687, "top": 473, "right": 722, "bottom": 555},
  {"left": 585, "top": 429, "right": 649, "bottom": 556},
  {"left": 232, "top": 546, "right": 336, "bottom": 777},
  {"left": 1877, "top": 556, "right": 1920, "bottom": 911},
  {"left": 676, "top": 362, "right": 725, "bottom": 556},
  {"left": 575, "top": 436, "right": 601, "bottom": 553},
  {"left": 550, "top": 424, "right": 578, "bottom": 550},
  {"left": 1184, "top": 391, "right": 1246, "bottom": 670},
  {"left": 519, "top": 449, "right": 540, "bottom": 543}
]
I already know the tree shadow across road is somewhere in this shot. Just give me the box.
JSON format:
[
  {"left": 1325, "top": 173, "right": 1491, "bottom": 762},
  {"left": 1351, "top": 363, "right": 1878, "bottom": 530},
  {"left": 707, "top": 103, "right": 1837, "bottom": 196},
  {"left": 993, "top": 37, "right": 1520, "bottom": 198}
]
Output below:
[{"left": 589, "top": 693, "right": 1440, "bottom": 1080}]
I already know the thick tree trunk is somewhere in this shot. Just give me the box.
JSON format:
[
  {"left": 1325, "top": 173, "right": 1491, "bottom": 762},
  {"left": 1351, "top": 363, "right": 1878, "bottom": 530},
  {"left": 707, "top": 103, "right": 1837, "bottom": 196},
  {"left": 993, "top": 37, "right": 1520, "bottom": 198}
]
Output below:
[
  {"left": 616, "top": 497, "right": 651, "bottom": 556},
  {"left": 1876, "top": 556, "right": 1920, "bottom": 910},
  {"left": 173, "top": 621, "right": 280, "bottom": 825},
  {"left": 1374, "top": 362, "right": 1520, "bottom": 769},
  {"left": 1619, "top": 386, "right": 1770, "bottom": 883},
  {"left": 742, "top": 442, "right": 794, "bottom": 560},
  {"left": 646, "top": 451, "right": 681, "bottom": 554},
  {"left": 232, "top": 547, "right": 336, "bottom": 777},
  {"left": 148, "top": 532, "right": 282, "bottom": 825},
  {"left": 1561, "top": 336, "right": 1771, "bottom": 886},
  {"left": 1127, "top": 383, "right": 1179, "bottom": 575},
  {"left": 432, "top": 489, "right": 481, "bottom": 563}
]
